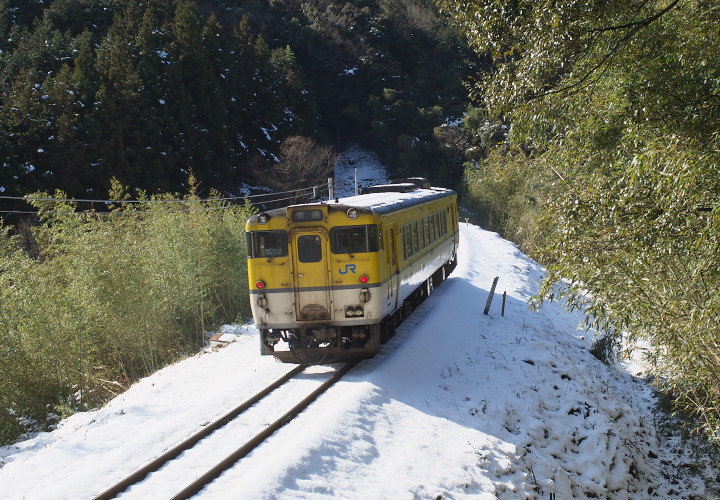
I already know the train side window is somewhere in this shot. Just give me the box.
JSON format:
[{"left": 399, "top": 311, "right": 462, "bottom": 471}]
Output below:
[
  {"left": 372, "top": 226, "right": 380, "bottom": 251},
  {"left": 411, "top": 224, "right": 415, "bottom": 255},
  {"left": 404, "top": 225, "right": 412, "bottom": 258},
  {"left": 298, "top": 234, "right": 322, "bottom": 263},
  {"left": 247, "top": 230, "right": 288, "bottom": 258},
  {"left": 330, "top": 225, "right": 379, "bottom": 254},
  {"left": 412, "top": 221, "right": 419, "bottom": 254},
  {"left": 407, "top": 224, "right": 413, "bottom": 256},
  {"left": 390, "top": 228, "right": 396, "bottom": 265},
  {"left": 431, "top": 214, "right": 437, "bottom": 242},
  {"left": 424, "top": 217, "right": 430, "bottom": 245}
]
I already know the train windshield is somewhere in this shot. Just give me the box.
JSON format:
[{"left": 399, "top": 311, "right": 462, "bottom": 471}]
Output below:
[
  {"left": 247, "top": 230, "right": 288, "bottom": 258},
  {"left": 297, "top": 234, "right": 323, "bottom": 263},
  {"left": 330, "top": 225, "right": 379, "bottom": 254}
]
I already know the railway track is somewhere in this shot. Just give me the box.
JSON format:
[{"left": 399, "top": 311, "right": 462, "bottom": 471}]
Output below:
[{"left": 94, "top": 360, "right": 360, "bottom": 500}]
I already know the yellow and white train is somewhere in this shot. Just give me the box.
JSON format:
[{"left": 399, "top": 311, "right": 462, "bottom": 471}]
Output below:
[{"left": 245, "top": 178, "right": 459, "bottom": 364}]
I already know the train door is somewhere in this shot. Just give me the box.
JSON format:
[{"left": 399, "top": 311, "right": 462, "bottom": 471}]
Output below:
[
  {"left": 291, "top": 230, "right": 331, "bottom": 321},
  {"left": 385, "top": 223, "right": 400, "bottom": 311}
]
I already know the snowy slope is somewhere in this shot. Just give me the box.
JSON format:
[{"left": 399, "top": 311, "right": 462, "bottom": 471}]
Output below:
[
  {"left": 333, "top": 145, "right": 390, "bottom": 197},
  {"left": 0, "top": 225, "right": 713, "bottom": 499}
]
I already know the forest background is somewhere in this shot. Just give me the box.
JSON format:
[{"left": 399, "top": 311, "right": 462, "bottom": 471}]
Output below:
[
  {"left": 0, "top": 0, "right": 481, "bottom": 205},
  {"left": 1, "top": 0, "right": 719, "bottom": 451}
]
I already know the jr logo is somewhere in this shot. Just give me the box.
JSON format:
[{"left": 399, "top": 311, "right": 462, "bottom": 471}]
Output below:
[{"left": 339, "top": 264, "right": 357, "bottom": 274}]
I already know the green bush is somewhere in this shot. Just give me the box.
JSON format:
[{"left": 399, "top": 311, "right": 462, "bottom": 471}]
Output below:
[
  {"left": 462, "top": 146, "right": 554, "bottom": 254},
  {"left": 0, "top": 184, "right": 253, "bottom": 444},
  {"left": 535, "top": 134, "right": 720, "bottom": 442}
]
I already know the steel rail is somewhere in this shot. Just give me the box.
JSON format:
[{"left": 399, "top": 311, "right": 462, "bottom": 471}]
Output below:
[
  {"left": 93, "top": 364, "right": 307, "bottom": 500},
  {"left": 170, "top": 359, "right": 361, "bottom": 500}
]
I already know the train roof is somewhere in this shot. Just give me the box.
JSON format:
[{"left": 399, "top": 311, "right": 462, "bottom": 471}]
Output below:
[
  {"left": 334, "top": 187, "right": 455, "bottom": 215},
  {"left": 247, "top": 185, "right": 455, "bottom": 226}
]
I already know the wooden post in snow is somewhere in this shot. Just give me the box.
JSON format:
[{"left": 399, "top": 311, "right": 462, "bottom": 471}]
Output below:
[{"left": 484, "top": 277, "right": 499, "bottom": 315}]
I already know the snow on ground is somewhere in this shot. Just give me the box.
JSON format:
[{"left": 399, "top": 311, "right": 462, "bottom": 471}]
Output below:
[
  {"left": 334, "top": 145, "right": 390, "bottom": 197},
  {"left": 0, "top": 229, "right": 716, "bottom": 498}
]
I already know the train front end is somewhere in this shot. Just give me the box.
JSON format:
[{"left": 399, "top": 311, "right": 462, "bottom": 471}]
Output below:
[{"left": 246, "top": 203, "right": 384, "bottom": 364}]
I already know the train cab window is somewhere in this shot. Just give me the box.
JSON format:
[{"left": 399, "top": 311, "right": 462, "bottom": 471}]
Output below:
[
  {"left": 247, "top": 230, "right": 288, "bottom": 258},
  {"left": 331, "top": 225, "right": 379, "bottom": 254},
  {"left": 298, "top": 234, "right": 322, "bottom": 263}
]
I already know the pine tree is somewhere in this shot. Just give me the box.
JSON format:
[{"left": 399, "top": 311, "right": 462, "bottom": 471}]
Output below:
[
  {"left": 0, "top": 69, "right": 50, "bottom": 194},
  {"left": 93, "top": 2, "right": 146, "bottom": 191},
  {"left": 199, "top": 12, "right": 231, "bottom": 185}
]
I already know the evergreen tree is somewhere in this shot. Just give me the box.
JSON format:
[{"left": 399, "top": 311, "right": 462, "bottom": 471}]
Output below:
[
  {"left": 0, "top": 0, "right": 9, "bottom": 51},
  {"left": 0, "top": 69, "right": 49, "bottom": 194},
  {"left": 93, "top": 2, "right": 146, "bottom": 191}
]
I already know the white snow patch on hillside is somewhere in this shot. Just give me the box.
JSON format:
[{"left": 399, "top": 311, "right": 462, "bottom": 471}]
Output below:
[{"left": 334, "top": 145, "right": 390, "bottom": 197}]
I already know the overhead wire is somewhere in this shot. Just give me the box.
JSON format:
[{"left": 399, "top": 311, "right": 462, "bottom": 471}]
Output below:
[
  {"left": 0, "top": 185, "right": 323, "bottom": 204},
  {"left": 0, "top": 185, "right": 328, "bottom": 216}
]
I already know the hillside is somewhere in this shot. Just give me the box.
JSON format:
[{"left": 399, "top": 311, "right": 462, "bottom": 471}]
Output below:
[
  {"left": 1, "top": 224, "right": 717, "bottom": 498},
  {"left": 0, "top": 0, "right": 477, "bottom": 210}
]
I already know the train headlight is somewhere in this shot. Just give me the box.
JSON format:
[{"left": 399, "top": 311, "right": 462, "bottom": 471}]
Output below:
[
  {"left": 256, "top": 280, "right": 266, "bottom": 289},
  {"left": 345, "top": 305, "right": 365, "bottom": 317},
  {"left": 359, "top": 288, "right": 371, "bottom": 303},
  {"left": 346, "top": 208, "right": 359, "bottom": 219},
  {"left": 257, "top": 213, "right": 270, "bottom": 224},
  {"left": 360, "top": 274, "right": 369, "bottom": 284}
]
